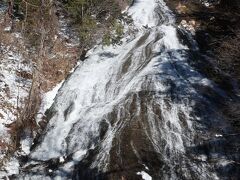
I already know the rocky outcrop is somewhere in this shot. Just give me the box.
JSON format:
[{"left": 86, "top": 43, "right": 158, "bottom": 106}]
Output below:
[{"left": 166, "top": 0, "right": 240, "bottom": 86}]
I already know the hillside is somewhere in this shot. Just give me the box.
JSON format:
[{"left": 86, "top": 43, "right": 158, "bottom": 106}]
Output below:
[{"left": 0, "top": 0, "right": 239, "bottom": 179}]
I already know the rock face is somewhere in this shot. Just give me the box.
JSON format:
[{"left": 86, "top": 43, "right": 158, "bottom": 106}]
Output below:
[
  {"left": 9, "top": 0, "right": 240, "bottom": 179},
  {"left": 166, "top": 0, "right": 240, "bottom": 90}
]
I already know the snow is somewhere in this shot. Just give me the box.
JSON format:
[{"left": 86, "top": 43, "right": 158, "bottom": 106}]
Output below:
[
  {"left": 0, "top": 158, "right": 19, "bottom": 178},
  {"left": 42, "top": 82, "right": 63, "bottom": 110},
  {"left": 0, "top": 2, "right": 79, "bottom": 178},
  {"left": 4, "top": 26, "right": 11, "bottom": 32},
  {"left": 143, "top": 164, "right": 149, "bottom": 170},
  {"left": 59, "top": 156, "right": 65, "bottom": 163},
  {"left": 20, "top": 137, "right": 32, "bottom": 155},
  {"left": 36, "top": 81, "right": 63, "bottom": 123},
  {"left": 0, "top": 123, "right": 8, "bottom": 139},
  {"left": 0, "top": 50, "right": 31, "bottom": 124},
  {"left": 215, "top": 134, "right": 223, "bottom": 138},
  {"left": 204, "top": 2, "right": 210, "bottom": 7},
  {"left": 0, "top": 6, "right": 34, "bottom": 176},
  {"left": 0, "top": 33, "right": 32, "bottom": 173},
  {"left": 5, "top": 159, "right": 19, "bottom": 174},
  {"left": 201, "top": 0, "right": 220, "bottom": 7},
  {"left": 137, "top": 171, "right": 152, "bottom": 180}
]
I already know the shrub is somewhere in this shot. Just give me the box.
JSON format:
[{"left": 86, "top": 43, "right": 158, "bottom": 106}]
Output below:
[
  {"left": 78, "top": 15, "right": 97, "bottom": 43},
  {"left": 102, "top": 32, "right": 112, "bottom": 46}
]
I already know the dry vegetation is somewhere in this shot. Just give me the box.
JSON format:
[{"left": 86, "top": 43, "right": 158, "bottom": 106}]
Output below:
[
  {"left": 0, "top": 0, "right": 79, "bottom": 163},
  {"left": 166, "top": 0, "right": 240, "bottom": 81},
  {"left": 0, "top": 0, "right": 132, "bottom": 166},
  {"left": 215, "top": 29, "right": 240, "bottom": 81}
]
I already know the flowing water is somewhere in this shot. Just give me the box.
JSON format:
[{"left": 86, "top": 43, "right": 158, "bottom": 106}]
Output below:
[{"left": 17, "top": 0, "right": 239, "bottom": 179}]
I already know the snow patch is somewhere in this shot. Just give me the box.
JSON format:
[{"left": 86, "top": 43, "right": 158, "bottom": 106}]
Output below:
[
  {"left": 137, "top": 171, "right": 152, "bottom": 180},
  {"left": 20, "top": 137, "right": 32, "bottom": 155},
  {"left": 36, "top": 81, "right": 64, "bottom": 123},
  {"left": 59, "top": 156, "right": 65, "bottom": 163},
  {"left": 0, "top": 158, "right": 19, "bottom": 178},
  {"left": 215, "top": 134, "right": 223, "bottom": 138},
  {"left": 4, "top": 26, "right": 11, "bottom": 32}
]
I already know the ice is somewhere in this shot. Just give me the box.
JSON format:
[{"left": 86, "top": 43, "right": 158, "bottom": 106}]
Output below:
[{"left": 128, "top": 0, "right": 157, "bottom": 27}]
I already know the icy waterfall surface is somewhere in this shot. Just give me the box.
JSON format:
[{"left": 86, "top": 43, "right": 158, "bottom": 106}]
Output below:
[{"left": 18, "top": 0, "right": 235, "bottom": 179}]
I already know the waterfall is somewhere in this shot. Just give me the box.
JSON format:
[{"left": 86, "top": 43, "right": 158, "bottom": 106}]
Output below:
[{"left": 17, "top": 0, "right": 235, "bottom": 179}]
